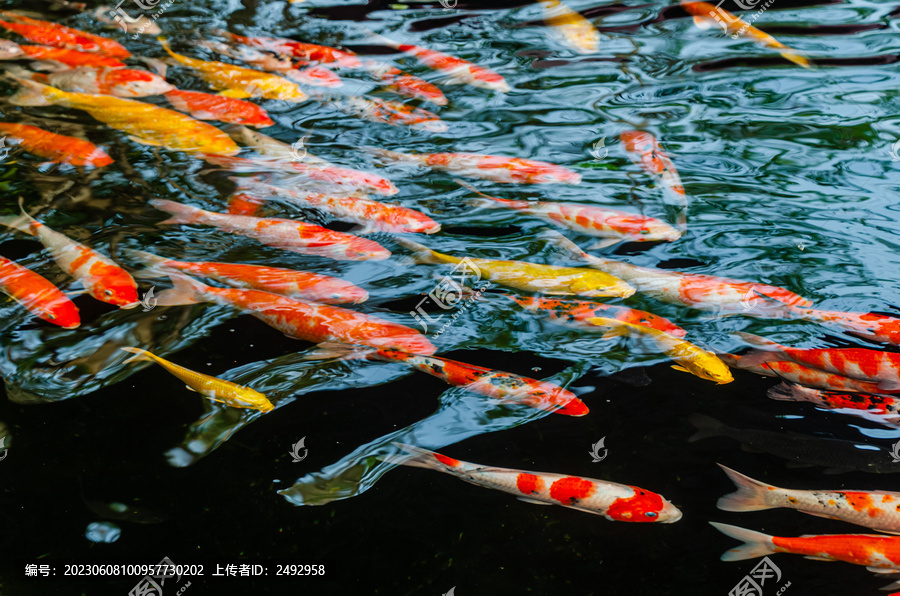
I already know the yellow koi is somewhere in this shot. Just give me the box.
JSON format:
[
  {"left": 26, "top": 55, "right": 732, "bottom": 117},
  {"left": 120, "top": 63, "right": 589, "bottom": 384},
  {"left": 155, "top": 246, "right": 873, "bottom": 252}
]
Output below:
[
  {"left": 541, "top": 0, "right": 600, "bottom": 54},
  {"left": 396, "top": 237, "right": 634, "bottom": 298},
  {"left": 586, "top": 317, "right": 733, "bottom": 384},
  {"left": 158, "top": 37, "right": 307, "bottom": 102},
  {"left": 120, "top": 347, "right": 274, "bottom": 412}
]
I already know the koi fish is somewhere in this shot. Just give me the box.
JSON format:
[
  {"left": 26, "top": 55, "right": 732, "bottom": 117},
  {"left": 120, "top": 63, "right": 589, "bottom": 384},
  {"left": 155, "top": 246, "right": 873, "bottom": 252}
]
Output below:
[
  {"left": 507, "top": 295, "right": 687, "bottom": 337},
  {"left": 7, "top": 78, "right": 240, "bottom": 155},
  {"left": 541, "top": 0, "right": 601, "bottom": 54},
  {"left": 316, "top": 94, "right": 447, "bottom": 133},
  {"left": 768, "top": 382, "right": 900, "bottom": 429},
  {"left": 201, "top": 153, "right": 399, "bottom": 196},
  {"left": 164, "top": 89, "right": 274, "bottom": 128},
  {"left": 0, "top": 203, "right": 139, "bottom": 308},
  {"left": 120, "top": 347, "right": 274, "bottom": 413},
  {"left": 26, "top": 66, "right": 175, "bottom": 97},
  {"left": 0, "top": 122, "right": 112, "bottom": 167},
  {"left": 681, "top": 1, "right": 812, "bottom": 68},
  {"left": 94, "top": 6, "right": 161, "bottom": 36},
  {"left": 395, "top": 237, "right": 634, "bottom": 298},
  {"left": 373, "top": 348, "right": 588, "bottom": 416},
  {"left": 0, "top": 10, "right": 130, "bottom": 58},
  {"left": 0, "top": 38, "right": 23, "bottom": 59},
  {"left": 0, "top": 254, "right": 80, "bottom": 328},
  {"left": 5, "top": 44, "right": 126, "bottom": 68},
  {"left": 212, "top": 29, "right": 362, "bottom": 69},
  {"left": 362, "top": 60, "right": 447, "bottom": 106},
  {"left": 234, "top": 178, "right": 439, "bottom": 234},
  {"left": 193, "top": 39, "right": 342, "bottom": 88},
  {"left": 586, "top": 317, "right": 733, "bottom": 384},
  {"left": 779, "top": 306, "right": 900, "bottom": 347},
  {"left": 366, "top": 148, "right": 581, "bottom": 185},
  {"left": 620, "top": 131, "right": 687, "bottom": 228},
  {"left": 547, "top": 231, "right": 811, "bottom": 313},
  {"left": 457, "top": 180, "right": 679, "bottom": 248},
  {"left": 223, "top": 126, "right": 331, "bottom": 165},
  {"left": 711, "top": 522, "right": 900, "bottom": 577},
  {"left": 226, "top": 192, "right": 264, "bottom": 216},
  {"left": 368, "top": 33, "right": 510, "bottom": 93},
  {"left": 158, "top": 37, "right": 307, "bottom": 102},
  {"left": 720, "top": 353, "right": 896, "bottom": 394},
  {"left": 384, "top": 443, "right": 682, "bottom": 522},
  {"left": 737, "top": 332, "right": 900, "bottom": 392},
  {"left": 149, "top": 199, "right": 390, "bottom": 261},
  {"left": 156, "top": 274, "right": 435, "bottom": 355},
  {"left": 127, "top": 249, "right": 368, "bottom": 304}
]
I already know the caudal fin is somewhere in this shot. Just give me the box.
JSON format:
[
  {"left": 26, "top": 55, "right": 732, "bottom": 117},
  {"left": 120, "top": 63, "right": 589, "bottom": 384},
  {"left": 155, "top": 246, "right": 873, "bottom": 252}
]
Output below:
[
  {"left": 120, "top": 346, "right": 156, "bottom": 364},
  {"left": 733, "top": 332, "right": 790, "bottom": 367},
  {"left": 5, "top": 74, "right": 53, "bottom": 106},
  {"left": 154, "top": 273, "right": 207, "bottom": 306},
  {"left": 149, "top": 199, "right": 205, "bottom": 225},
  {"left": 687, "top": 413, "right": 727, "bottom": 443},
  {"left": 709, "top": 522, "right": 777, "bottom": 561},
  {"left": 0, "top": 197, "right": 37, "bottom": 236},
  {"left": 716, "top": 464, "right": 778, "bottom": 512},
  {"left": 123, "top": 249, "right": 177, "bottom": 279},
  {"left": 766, "top": 382, "right": 807, "bottom": 403},
  {"left": 378, "top": 442, "right": 455, "bottom": 471}
]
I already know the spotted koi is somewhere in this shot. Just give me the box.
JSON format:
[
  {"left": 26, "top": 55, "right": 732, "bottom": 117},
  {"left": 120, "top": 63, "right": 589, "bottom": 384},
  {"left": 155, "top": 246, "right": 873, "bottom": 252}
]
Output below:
[
  {"left": 720, "top": 353, "right": 896, "bottom": 394},
  {"left": 768, "top": 383, "right": 900, "bottom": 430},
  {"left": 315, "top": 94, "right": 447, "bottom": 132},
  {"left": 4, "top": 44, "right": 126, "bottom": 68},
  {"left": 33, "top": 66, "right": 175, "bottom": 97},
  {"left": 213, "top": 29, "right": 362, "bottom": 69}
]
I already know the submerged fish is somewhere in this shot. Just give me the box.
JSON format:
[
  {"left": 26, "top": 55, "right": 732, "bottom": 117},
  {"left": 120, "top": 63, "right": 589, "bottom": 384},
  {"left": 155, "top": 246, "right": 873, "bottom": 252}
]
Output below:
[
  {"left": 0, "top": 204, "right": 139, "bottom": 308},
  {"left": 457, "top": 179, "right": 679, "bottom": 247},
  {"left": 0, "top": 254, "right": 80, "bottom": 328},
  {"left": 717, "top": 464, "right": 900, "bottom": 534},
  {"left": 316, "top": 95, "right": 447, "bottom": 133},
  {"left": 194, "top": 39, "right": 342, "bottom": 88},
  {"left": 30, "top": 66, "right": 175, "bottom": 97},
  {"left": 720, "top": 353, "right": 896, "bottom": 394},
  {"left": 681, "top": 1, "right": 813, "bottom": 68},
  {"left": 0, "top": 10, "right": 130, "bottom": 58},
  {"left": 7, "top": 77, "right": 240, "bottom": 155},
  {"left": 362, "top": 60, "right": 447, "bottom": 106},
  {"left": 0, "top": 38, "right": 23, "bottom": 59},
  {"left": 541, "top": 0, "right": 601, "bottom": 54},
  {"left": 213, "top": 29, "right": 362, "bottom": 69},
  {"left": 164, "top": 89, "right": 274, "bottom": 128},
  {"left": 5, "top": 44, "right": 126, "bottom": 68},
  {"left": 781, "top": 306, "right": 900, "bottom": 347},
  {"left": 373, "top": 348, "right": 588, "bottom": 416},
  {"left": 156, "top": 274, "right": 435, "bottom": 355},
  {"left": 0, "top": 122, "right": 112, "bottom": 167},
  {"left": 121, "top": 347, "right": 274, "bottom": 412},
  {"left": 150, "top": 199, "right": 390, "bottom": 261},
  {"left": 620, "top": 131, "right": 687, "bottom": 228},
  {"left": 367, "top": 148, "right": 581, "bottom": 185},
  {"left": 768, "top": 383, "right": 900, "bottom": 429},
  {"left": 223, "top": 126, "right": 330, "bottom": 165},
  {"left": 395, "top": 236, "right": 634, "bottom": 298},
  {"left": 384, "top": 443, "right": 682, "bottom": 522}
]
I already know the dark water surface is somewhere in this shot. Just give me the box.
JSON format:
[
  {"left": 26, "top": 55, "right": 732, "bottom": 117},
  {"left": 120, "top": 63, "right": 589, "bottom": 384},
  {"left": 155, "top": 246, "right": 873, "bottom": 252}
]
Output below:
[{"left": 1, "top": 0, "right": 900, "bottom": 594}]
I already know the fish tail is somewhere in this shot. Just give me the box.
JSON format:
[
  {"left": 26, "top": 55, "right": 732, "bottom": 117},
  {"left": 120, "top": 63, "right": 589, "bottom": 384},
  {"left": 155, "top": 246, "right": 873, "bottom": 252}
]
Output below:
[
  {"left": 156, "top": 37, "right": 182, "bottom": 62},
  {"left": 541, "top": 229, "right": 593, "bottom": 261},
  {"left": 716, "top": 464, "right": 778, "bottom": 512},
  {"left": 360, "top": 146, "right": 412, "bottom": 163},
  {"left": 766, "top": 382, "right": 803, "bottom": 402},
  {"left": 733, "top": 332, "right": 788, "bottom": 367},
  {"left": 687, "top": 413, "right": 726, "bottom": 443},
  {"left": 393, "top": 236, "right": 438, "bottom": 264},
  {"left": 123, "top": 249, "right": 176, "bottom": 279},
  {"left": 5, "top": 74, "right": 53, "bottom": 106},
  {"left": 0, "top": 197, "right": 36, "bottom": 236},
  {"left": 154, "top": 273, "right": 207, "bottom": 306},
  {"left": 709, "top": 522, "right": 777, "bottom": 561},
  {"left": 454, "top": 178, "right": 520, "bottom": 208},
  {"left": 120, "top": 346, "right": 158, "bottom": 364},
  {"left": 149, "top": 199, "right": 202, "bottom": 225},
  {"left": 380, "top": 442, "right": 453, "bottom": 470},
  {"left": 778, "top": 49, "right": 813, "bottom": 69},
  {"left": 360, "top": 29, "right": 401, "bottom": 49}
]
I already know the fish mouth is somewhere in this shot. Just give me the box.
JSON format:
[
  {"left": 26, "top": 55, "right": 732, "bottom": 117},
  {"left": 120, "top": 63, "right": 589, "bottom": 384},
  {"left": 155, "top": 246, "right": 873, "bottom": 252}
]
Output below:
[{"left": 121, "top": 301, "right": 143, "bottom": 310}]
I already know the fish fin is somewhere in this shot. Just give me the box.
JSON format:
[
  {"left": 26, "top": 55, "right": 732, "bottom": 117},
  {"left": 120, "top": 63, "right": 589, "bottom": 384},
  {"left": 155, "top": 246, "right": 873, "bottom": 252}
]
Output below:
[
  {"left": 734, "top": 331, "right": 782, "bottom": 349},
  {"left": 301, "top": 342, "right": 375, "bottom": 361},
  {"left": 687, "top": 413, "right": 725, "bottom": 443},
  {"left": 378, "top": 442, "right": 450, "bottom": 470},
  {"left": 149, "top": 199, "right": 199, "bottom": 225},
  {"left": 692, "top": 15, "right": 716, "bottom": 28},
  {"left": 0, "top": 200, "right": 35, "bottom": 236},
  {"left": 587, "top": 238, "right": 621, "bottom": 250},
  {"left": 671, "top": 365, "right": 692, "bottom": 374},
  {"left": 153, "top": 273, "right": 206, "bottom": 306},
  {"left": 709, "top": 522, "right": 776, "bottom": 561},
  {"left": 218, "top": 89, "right": 251, "bottom": 99},
  {"left": 122, "top": 249, "right": 172, "bottom": 278},
  {"left": 878, "top": 381, "right": 900, "bottom": 391},
  {"left": 361, "top": 29, "right": 402, "bottom": 50},
  {"left": 868, "top": 567, "right": 900, "bottom": 574},
  {"left": 120, "top": 346, "right": 154, "bottom": 364},
  {"left": 516, "top": 496, "right": 552, "bottom": 505},
  {"left": 540, "top": 229, "right": 593, "bottom": 261},
  {"left": 779, "top": 50, "right": 813, "bottom": 69},
  {"left": 126, "top": 135, "right": 164, "bottom": 147},
  {"left": 715, "top": 464, "right": 778, "bottom": 512},
  {"left": 766, "top": 382, "right": 799, "bottom": 402},
  {"left": 134, "top": 56, "right": 168, "bottom": 77},
  {"left": 736, "top": 349, "right": 786, "bottom": 368},
  {"left": 803, "top": 556, "right": 836, "bottom": 562},
  {"left": 5, "top": 74, "right": 53, "bottom": 106},
  {"left": 64, "top": 289, "right": 88, "bottom": 297}
]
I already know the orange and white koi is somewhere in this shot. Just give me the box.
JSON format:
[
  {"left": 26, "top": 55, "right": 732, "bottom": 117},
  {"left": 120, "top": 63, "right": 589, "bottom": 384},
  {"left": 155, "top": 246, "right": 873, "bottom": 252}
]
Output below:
[
  {"left": 711, "top": 522, "right": 900, "bottom": 575},
  {"left": 720, "top": 353, "right": 896, "bottom": 394},
  {"left": 0, "top": 11, "right": 130, "bottom": 58},
  {"left": 368, "top": 33, "right": 510, "bottom": 93},
  {"left": 213, "top": 29, "right": 362, "bottom": 69},
  {"left": 127, "top": 249, "right": 368, "bottom": 304},
  {"left": 194, "top": 39, "right": 342, "bottom": 88},
  {"left": 385, "top": 443, "right": 682, "bottom": 522},
  {"left": 778, "top": 306, "right": 900, "bottom": 347},
  {"left": 681, "top": 1, "right": 812, "bottom": 68},
  {"left": 620, "top": 131, "right": 687, "bottom": 227},
  {"left": 362, "top": 60, "right": 447, "bottom": 106},
  {"left": 541, "top": 0, "right": 601, "bottom": 54},
  {"left": 0, "top": 122, "right": 112, "bottom": 167},
  {"left": 396, "top": 236, "right": 634, "bottom": 298},
  {"left": 508, "top": 295, "right": 687, "bottom": 337},
  {"left": 158, "top": 37, "right": 307, "bottom": 102},
  {"left": 201, "top": 153, "right": 399, "bottom": 196},
  {"left": 121, "top": 347, "right": 274, "bottom": 412},
  {"left": 8, "top": 78, "right": 240, "bottom": 155},
  {"left": 737, "top": 332, "right": 900, "bottom": 392},
  {"left": 373, "top": 348, "right": 588, "bottom": 416},
  {"left": 0, "top": 204, "right": 139, "bottom": 308},
  {"left": 150, "top": 199, "right": 390, "bottom": 261},
  {"left": 0, "top": 254, "right": 80, "bottom": 328},
  {"left": 367, "top": 148, "right": 581, "bottom": 185},
  {"left": 457, "top": 180, "right": 679, "bottom": 248},
  {"left": 0, "top": 44, "right": 126, "bottom": 68},
  {"left": 315, "top": 94, "right": 447, "bottom": 132},
  {"left": 768, "top": 382, "right": 900, "bottom": 428},
  {"left": 156, "top": 274, "right": 435, "bottom": 355},
  {"left": 234, "top": 178, "right": 440, "bottom": 234},
  {"left": 164, "top": 89, "right": 274, "bottom": 128},
  {"left": 26, "top": 66, "right": 175, "bottom": 97},
  {"left": 548, "top": 231, "right": 812, "bottom": 313}
]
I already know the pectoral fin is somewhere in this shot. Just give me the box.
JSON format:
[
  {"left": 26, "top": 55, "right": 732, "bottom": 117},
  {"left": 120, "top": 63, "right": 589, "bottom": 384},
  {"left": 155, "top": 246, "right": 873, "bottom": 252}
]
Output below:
[
  {"left": 587, "top": 238, "right": 621, "bottom": 250},
  {"left": 517, "top": 496, "right": 552, "bottom": 506},
  {"left": 127, "top": 135, "right": 164, "bottom": 147}
]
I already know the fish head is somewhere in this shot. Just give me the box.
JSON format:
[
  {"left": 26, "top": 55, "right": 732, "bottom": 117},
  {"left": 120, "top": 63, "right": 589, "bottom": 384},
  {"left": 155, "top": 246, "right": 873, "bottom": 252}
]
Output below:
[
  {"left": 0, "top": 39, "right": 24, "bottom": 60},
  {"left": 619, "top": 130, "right": 656, "bottom": 154},
  {"left": 42, "top": 299, "right": 81, "bottom": 329},
  {"left": 97, "top": 279, "right": 141, "bottom": 309},
  {"left": 680, "top": 356, "right": 734, "bottom": 385},
  {"left": 412, "top": 119, "right": 449, "bottom": 133},
  {"left": 556, "top": 396, "right": 589, "bottom": 416},
  {"left": 640, "top": 223, "right": 682, "bottom": 243},
  {"left": 106, "top": 69, "right": 175, "bottom": 97},
  {"left": 606, "top": 486, "right": 681, "bottom": 523},
  {"left": 575, "top": 274, "right": 635, "bottom": 298}
]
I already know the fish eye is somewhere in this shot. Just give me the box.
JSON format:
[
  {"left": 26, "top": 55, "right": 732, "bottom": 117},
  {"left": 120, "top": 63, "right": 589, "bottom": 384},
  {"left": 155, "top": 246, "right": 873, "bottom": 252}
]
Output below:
[
  {"left": 645, "top": 511, "right": 658, "bottom": 518},
  {"left": 47, "top": 313, "right": 56, "bottom": 320},
  {"left": 104, "top": 289, "right": 113, "bottom": 296}
]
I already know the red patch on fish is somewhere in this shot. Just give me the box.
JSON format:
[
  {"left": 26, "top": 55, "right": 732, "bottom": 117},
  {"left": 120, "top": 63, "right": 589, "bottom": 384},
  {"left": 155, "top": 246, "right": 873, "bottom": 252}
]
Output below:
[
  {"left": 549, "top": 477, "right": 594, "bottom": 505},
  {"left": 606, "top": 487, "right": 665, "bottom": 522},
  {"left": 516, "top": 473, "right": 544, "bottom": 495},
  {"left": 434, "top": 453, "right": 459, "bottom": 467}
]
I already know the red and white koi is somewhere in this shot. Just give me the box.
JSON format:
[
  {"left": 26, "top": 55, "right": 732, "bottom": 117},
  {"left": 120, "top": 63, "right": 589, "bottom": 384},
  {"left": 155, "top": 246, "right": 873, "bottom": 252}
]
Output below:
[
  {"left": 212, "top": 29, "right": 362, "bottom": 69},
  {"left": 0, "top": 43, "right": 127, "bottom": 68},
  {"left": 362, "top": 60, "right": 447, "bottom": 106},
  {"left": 0, "top": 122, "right": 112, "bottom": 167},
  {"left": 367, "top": 148, "right": 581, "bottom": 185},
  {"left": 780, "top": 306, "right": 900, "bottom": 347},
  {"left": 0, "top": 255, "right": 80, "bottom": 328},
  {"left": 314, "top": 94, "right": 447, "bottom": 133},
  {"left": 149, "top": 199, "right": 390, "bottom": 261},
  {"left": 719, "top": 353, "right": 895, "bottom": 394},
  {"left": 193, "top": 39, "right": 342, "bottom": 88},
  {"left": 0, "top": 11, "right": 130, "bottom": 58},
  {"left": 621, "top": 131, "right": 687, "bottom": 227},
  {"left": 385, "top": 443, "right": 682, "bottom": 522},
  {"left": 23, "top": 66, "right": 175, "bottom": 97},
  {"left": 768, "top": 382, "right": 900, "bottom": 429},
  {"left": 164, "top": 89, "right": 274, "bottom": 128}
]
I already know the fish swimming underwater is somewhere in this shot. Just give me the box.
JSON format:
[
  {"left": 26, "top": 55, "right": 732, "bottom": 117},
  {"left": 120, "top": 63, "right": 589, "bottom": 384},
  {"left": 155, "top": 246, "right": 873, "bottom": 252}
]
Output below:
[
  {"left": 719, "top": 353, "right": 896, "bottom": 394},
  {"left": 620, "top": 131, "right": 688, "bottom": 228},
  {"left": 541, "top": 0, "right": 601, "bottom": 54},
  {"left": 20, "top": 65, "right": 175, "bottom": 97},
  {"left": 120, "top": 347, "right": 274, "bottom": 412},
  {"left": 0, "top": 43, "right": 126, "bottom": 68},
  {"left": 768, "top": 382, "right": 900, "bottom": 429},
  {"left": 0, "top": 122, "right": 112, "bottom": 167},
  {"left": 163, "top": 89, "right": 274, "bottom": 127},
  {"left": 0, "top": 254, "right": 80, "bottom": 328},
  {"left": 362, "top": 60, "right": 447, "bottom": 106},
  {"left": 779, "top": 306, "right": 900, "bottom": 347},
  {"left": 0, "top": 10, "right": 130, "bottom": 58},
  {"left": 212, "top": 29, "right": 362, "bottom": 69},
  {"left": 383, "top": 443, "right": 682, "bottom": 522},
  {"left": 314, "top": 94, "right": 447, "bottom": 132}
]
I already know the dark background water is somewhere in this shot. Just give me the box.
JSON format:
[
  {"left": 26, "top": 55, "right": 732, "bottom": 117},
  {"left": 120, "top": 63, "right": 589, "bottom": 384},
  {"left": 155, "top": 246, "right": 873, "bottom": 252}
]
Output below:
[{"left": 1, "top": 0, "right": 900, "bottom": 594}]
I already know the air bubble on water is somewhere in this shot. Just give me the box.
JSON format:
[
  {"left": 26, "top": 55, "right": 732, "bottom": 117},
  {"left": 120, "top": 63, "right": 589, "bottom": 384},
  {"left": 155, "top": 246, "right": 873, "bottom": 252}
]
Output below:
[{"left": 85, "top": 521, "right": 121, "bottom": 543}]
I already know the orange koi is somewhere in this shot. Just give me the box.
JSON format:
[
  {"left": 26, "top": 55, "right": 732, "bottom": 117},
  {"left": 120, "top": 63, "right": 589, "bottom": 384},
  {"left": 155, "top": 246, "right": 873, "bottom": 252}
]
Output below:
[
  {"left": 769, "top": 382, "right": 900, "bottom": 429},
  {"left": 621, "top": 131, "right": 687, "bottom": 227},
  {"left": 287, "top": 64, "right": 341, "bottom": 88},
  {"left": 0, "top": 11, "right": 130, "bottom": 58},
  {"left": 372, "top": 348, "right": 588, "bottom": 416},
  {"left": 780, "top": 306, "right": 900, "bottom": 347},
  {"left": 33, "top": 66, "right": 175, "bottom": 97},
  {"left": 226, "top": 192, "right": 264, "bottom": 216},
  {"left": 720, "top": 353, "right": 895, "bottom": 394},
  {"left": 385, "top": 443, "right": 682, "bottom": 522},
  {"left": 0, "top": 122, "right": 112, "bottom": 167},
  {"left": 367, "top": 148, "right": 581, "bottom": 185},
  {"left": 10, "top": 44, "right": 127, "bottom": 68},
  {"left": 194, "top": 39, "right": 342, "bottom": 88},
  {"left": 149, "top": 199, "right": 390, "bottom": 261},
  {"left": 127, "top": 249, "right": 368, "bottom": 304},
  {"left": 164, "top": 89, "right": 274, "bottom": 128},
  {"left": 362, "top": 60, "right": 447, "bottom": 106},
  {"left": 0, "top": 204, "right": 139, "bottom": 308},
  {"left": 156, "top": 274, "right": 435, "bottom": 355},
  {"left": 213, "top": 29, "right": 362, "bottom": 69},
  {"left": 316, "top": 94, "right": 447, "bottom": 132},
  {"left": 0, "top": 254, "right": 80, "bottom": 328},
  {"left": 542, "top": 0, "right": 601, "bottom": 54}
]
